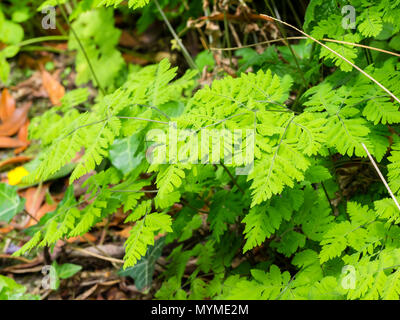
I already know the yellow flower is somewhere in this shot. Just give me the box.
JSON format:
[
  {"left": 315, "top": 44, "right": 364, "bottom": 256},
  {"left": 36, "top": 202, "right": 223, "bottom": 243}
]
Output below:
[{"left": 8, "top": 166, "right": 29, "bottom": 186}]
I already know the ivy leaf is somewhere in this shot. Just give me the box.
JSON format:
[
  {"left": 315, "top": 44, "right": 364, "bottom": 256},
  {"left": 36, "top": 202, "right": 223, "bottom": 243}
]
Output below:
[
  {"left": 69, "top": 8, "right": 125, "bottom": 89},
  {"left": 0, "top": 275, "right": 39, "bottom": 300},
  {"left": 53, "top": 262, "right": 82, "bottom": 280},
  {"left": 109, "top": 133, "right": 145, "bottom": 175},
  {"left": 389, "top": 35, "right": 400, "bottom": 51},
  {"left": 119, "top": 237, "right": 165, "bottom": 291},
  {"left": 0, "top": 21, "right": 24, "bottom": 45},
  {"left": 195, "top": 51, "right": 215, "bottom": 72},
  {"left": 41, "top": 70, "right": 65, "bottom": 106},
  {"left": 50, "top": 261, "right": 82, "bottom": 290},
  {"left": 0, "top": 183, "right": 25, "bottom": 222}
]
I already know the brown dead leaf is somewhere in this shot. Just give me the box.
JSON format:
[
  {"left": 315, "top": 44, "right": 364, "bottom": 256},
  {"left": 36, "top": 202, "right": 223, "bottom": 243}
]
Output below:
[
  {"left": 0, "top": 102, "right": 31, "bottom": 137},
  {"left": 43, "top": 42, "right": 68, "bottom": 50},
  {"left": 12, "top": 72, "right": 47, "bottom": 100},
  {"left": 76, "top": 284, "right": 98, "bottom": 300},
  {"left": 14, "top": 119, "right": 30, "bottom": 154},
  {"left": 106, "top": 287, "right": 127, "bottom": 300},
  {"left": 24, "top": 185, "right": 48, "bottom": 216},
  {"left": 17, "top": 119, "right": 29, "bottom": 142},
  {"left": 25, "top": 202, "right": 58, "bottom": 227},
  {"left": 41, "top": 69, "right": 65, "bottom": 106},
  {"left": 66, "top": 233, "right": 98, "bottom": 243},
  {"left": 96, "top": 208, "right": 125, "bottom": 228},
  {"left": 122, "top": 53, "right": 149, "bottom": 66},
  {"left": 17, "top": 54, "right": 52, "bottom": 70},
  {"left": 0, "top": 89, "right": 16, "bottom": 122},
  {"left": 0, "top": 137, "right": 27, "bottom": 148},
  {"left": 0, "top": 155, "right": 32, "bottom": 168},
  {"left": 18, "top": 54, "right": 39, "bottom": 70},
  {"left": 119, "top": 31, "right": 139, "bottom": 47},
  {"left": 0, "top": 226, "right": 14, "bottom": 233},
  {"left": 116, "top": 226, "right": 132, "bottom": 239}
]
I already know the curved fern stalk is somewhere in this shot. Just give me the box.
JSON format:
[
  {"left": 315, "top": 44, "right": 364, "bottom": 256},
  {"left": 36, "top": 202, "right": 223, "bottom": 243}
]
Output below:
[
  {"left": 153, "top": 0, "right": 197, "bottom": 70},
  {"left": 321, "top": 38, "right": 400, "bottom": 58},
  {"left": 362, "top": 143, "right": 400, "bottom": 212},
  {"left": 258, "top": 14, "right": 400, "bottom": 106},
  {"left": 213, "top": 36, "right": 400, "bottom": 58},
  {"left": 57, "top": 1, "right": 106, "bottom": 96}
]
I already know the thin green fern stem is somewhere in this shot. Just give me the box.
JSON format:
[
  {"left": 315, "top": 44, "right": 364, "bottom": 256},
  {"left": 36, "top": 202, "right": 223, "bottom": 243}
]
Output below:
[
  {"left": 321, "top": 182, "right": 335, "bottom": 215},
  {"left": 219, "top": 162, "right": 245, "bottom": 195},
  {"left": 58, "top": 1, "right": 106, "bottom": 96},
  {"left": 223, "top": 11, "right": 233, "bottom": 68},
  {"left": 17, "top": 35, "right": 69, "bottom": 47},
  {"left": 153, "top": 0, "right": 198, "bottom": 70},
  {"left": 264, "top": 0, "right": 307, "bottom": 86},
  {"left": 20, "top": 46, "right": 66, "bottom": 54}
]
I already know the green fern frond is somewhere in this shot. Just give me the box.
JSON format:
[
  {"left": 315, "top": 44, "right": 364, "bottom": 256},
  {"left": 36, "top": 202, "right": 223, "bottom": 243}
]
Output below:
[
  {"left": 124, "top": 212, "right": 173, "bottom": 268},
  {"left": 388, "top": 141, "right": 400, "bottom": 195},
  {"left": 319, "top": 202, "right": 381, "bottom": 263},
  {"left": 374, "top": 198, "right": 400, "bottom": 224},
  {"left": 153, "top": 164, "right": 186, "bottom": 197},
  {"left": 70, "top": 116, "right": 121, "bottom": 182},
  {"left": 97, "top": 0, "right": 150, "bottom": 9},
  {"left": 249, "top": 140, "right": 310, "bottom": 206},
  {"left": 358, "top": 6, "right": 384, "bottom": 38},
  {"left": 242, "top": 188, "right": 302, "bottom": 252},
  {"left": 382, "top": 270, "right": 400, "bottom": 299}
]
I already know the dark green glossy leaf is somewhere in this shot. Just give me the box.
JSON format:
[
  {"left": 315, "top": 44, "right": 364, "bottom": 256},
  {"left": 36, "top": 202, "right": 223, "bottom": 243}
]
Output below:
[
  {"left": 0, "top": 183, "right": 25, "bottom": 222},
  {"left": 118, "top": 237, "right": 165, "bottom": 291}
]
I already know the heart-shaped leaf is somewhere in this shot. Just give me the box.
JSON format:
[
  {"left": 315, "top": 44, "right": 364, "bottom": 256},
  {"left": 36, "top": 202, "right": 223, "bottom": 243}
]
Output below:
[
  {"left": 118, "top": 237, "right": 165, "bottom": 291},
  {"left": 0, "top": 183, "right": 25, "bottom": 222}
]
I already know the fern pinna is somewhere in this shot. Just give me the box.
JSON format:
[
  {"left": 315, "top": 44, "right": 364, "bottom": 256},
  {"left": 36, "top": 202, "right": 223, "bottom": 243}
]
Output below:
[{"left": 7, "top": 0, "right": 400, "bottom": 300}]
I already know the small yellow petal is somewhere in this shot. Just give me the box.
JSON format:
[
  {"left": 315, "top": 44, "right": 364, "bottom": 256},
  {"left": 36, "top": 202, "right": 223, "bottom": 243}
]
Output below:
[{"left": 8, "top": 166, "right": 29, "bottom": 186}]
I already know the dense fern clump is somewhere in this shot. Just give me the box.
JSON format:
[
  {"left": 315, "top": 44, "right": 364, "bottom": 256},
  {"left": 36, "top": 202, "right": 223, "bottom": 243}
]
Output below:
[{"left": 2, "top": 0, "right": 400, "bottom": 300}]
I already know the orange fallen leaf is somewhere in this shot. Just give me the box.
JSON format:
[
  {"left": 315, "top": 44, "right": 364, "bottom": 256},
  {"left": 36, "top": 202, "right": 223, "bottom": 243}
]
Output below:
[
  {"left": 66, "top": 233, "right": 98, "bottom": 243},
  {"left": 0, "top": 156, "right": 32, "bottom": 168},
  {"left": 24, "top": 185, "right": 48, "bottom": 216},
  {"left": 122, "top": 53, "right": 149, "bottom": 66},
  {"left": 41, "top": 69, "right": 65, "bottom": 106},
  {"left": 43, "top": 42, "right": 68, "bottom": 50},
  {"left": 116, "top": 226, "right": 132, "bottom": 239},
  {"left": 14, "top": 119, "right": 30, "bottom": 154},
  {"left": 119, "top": 31, "right": 139, "bottom": 47},
  {"left": 0, "top": 89, "right": 16, "bottom": 122},
  {"left": 17, "top": 119, "right": 29, "bottom": 142},
  {"left": 0, "top": 137, "right": 26, "bottom": 148},
  {"left": 18, "top": 54, "right": 39, "bottom": 70},
  {"left": 0, "top": 102, "right": 31, "bottom": 137},
  {"left": 25, "top": 202, "right": 58, "bottom": 227},
  {"left": 0, "top": 226, "right": 14, "bottom": 234}
]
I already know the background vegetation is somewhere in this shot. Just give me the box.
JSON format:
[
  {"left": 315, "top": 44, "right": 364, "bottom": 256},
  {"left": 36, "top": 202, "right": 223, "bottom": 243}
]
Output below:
[{"left": 1, "top": 0, "right": 400, "bottom": 300}]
